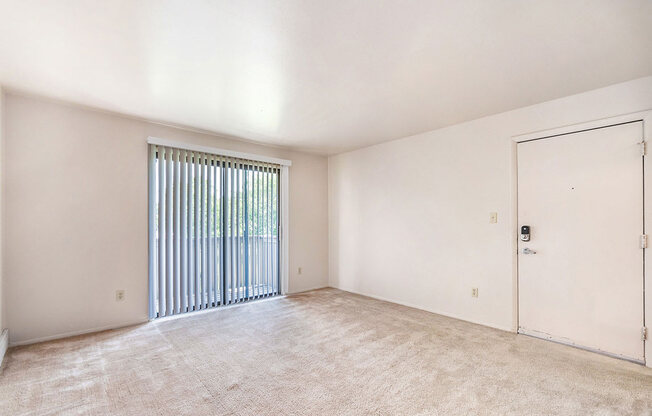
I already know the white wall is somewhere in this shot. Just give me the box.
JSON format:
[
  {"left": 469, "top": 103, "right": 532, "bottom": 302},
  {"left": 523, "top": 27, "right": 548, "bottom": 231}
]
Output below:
[
  {"left": 4, "top": 93, "right": 329, "bottom": 345},
  {"left": 329, "top": 76, "right": 652, "bottom": 332}
]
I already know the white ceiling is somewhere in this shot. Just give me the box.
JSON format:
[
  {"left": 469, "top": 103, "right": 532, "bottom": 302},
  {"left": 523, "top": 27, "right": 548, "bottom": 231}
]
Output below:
[{"left": 1, "top": 1, "right": 651, "bottom": 155}]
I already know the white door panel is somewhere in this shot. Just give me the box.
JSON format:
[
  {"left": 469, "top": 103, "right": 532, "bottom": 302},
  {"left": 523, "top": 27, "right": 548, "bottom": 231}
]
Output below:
[{"left": 518, "top": 121, "right": 644, "bottom": 362}]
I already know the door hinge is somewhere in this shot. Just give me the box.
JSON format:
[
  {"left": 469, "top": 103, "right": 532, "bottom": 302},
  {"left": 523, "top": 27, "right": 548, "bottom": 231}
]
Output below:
[
  {"left": 640, "top": 141, "right": 647, "bottom": 156},
  {"left": 640, "top": 234, "right": 648, "bottom": 249},
  {"left": 642, "top": 326, "right": 648, "bottom": 341}
]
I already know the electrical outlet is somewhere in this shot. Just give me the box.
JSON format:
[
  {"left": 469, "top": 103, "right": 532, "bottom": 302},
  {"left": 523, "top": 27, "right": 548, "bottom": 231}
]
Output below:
[
  {"left": 298, "top": 267, "right": 302, "bottom": 275},
  {"left": 116, "top": 290, "right": 125, "bottom": 302},
  {"left": 471, "top": 288, "right": 479, "bottom": 298},
  {"left": 489, "top": 212, "right": 498, "bottom": 224}
]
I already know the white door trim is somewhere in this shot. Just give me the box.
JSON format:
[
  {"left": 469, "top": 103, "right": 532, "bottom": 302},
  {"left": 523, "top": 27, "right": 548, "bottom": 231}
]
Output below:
[{"left": 508, "top": 110, "right": 652, "bottom": 367}]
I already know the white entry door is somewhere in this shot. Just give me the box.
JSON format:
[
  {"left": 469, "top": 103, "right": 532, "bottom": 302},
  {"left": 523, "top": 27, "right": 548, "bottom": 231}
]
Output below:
[{"left": 518, "top": 121, "right": 645, "bottom": 362}]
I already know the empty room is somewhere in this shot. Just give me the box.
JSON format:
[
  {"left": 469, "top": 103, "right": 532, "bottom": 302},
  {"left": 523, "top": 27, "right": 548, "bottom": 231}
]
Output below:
[{"left": 0, "top": 1, "right": 651, "bottom": 415}]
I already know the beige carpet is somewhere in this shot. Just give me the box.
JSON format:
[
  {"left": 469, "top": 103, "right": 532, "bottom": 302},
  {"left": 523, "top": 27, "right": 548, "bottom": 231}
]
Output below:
[{"left": 1, "top": 288, "right": 651, "bottom": 415}]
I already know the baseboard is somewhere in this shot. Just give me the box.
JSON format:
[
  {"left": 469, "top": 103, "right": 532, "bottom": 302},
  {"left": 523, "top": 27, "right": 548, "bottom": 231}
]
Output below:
[
  {"left": 333, "top": 286, "right": 514, "bottom": 333},
  {"left": 287, "top": 285, "right": 329, "bottom": 295},
  {"left": 10, "top": 291, "right": 329, "bottom": 347},
  {"left": 0, "top": 329, "right": 8, "bottom": 366},
  {"left": 9, "top": 319, "right": 148, "bottom": 347}
]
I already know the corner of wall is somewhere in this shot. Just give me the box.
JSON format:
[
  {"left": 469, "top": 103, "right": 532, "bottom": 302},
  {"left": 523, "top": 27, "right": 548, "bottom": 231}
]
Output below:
[
  {"left": 0, "top": 86, "right": 6, "bottom": 364},
  {"left": 326, "top": 155, "right": 336, "bottom": 289},
  {"left": 326, "top": 156, "right": 331, "bottom": 288}
]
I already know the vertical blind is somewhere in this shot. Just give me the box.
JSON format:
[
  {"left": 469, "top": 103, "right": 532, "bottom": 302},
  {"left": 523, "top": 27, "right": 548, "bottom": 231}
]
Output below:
[{"left": 148, "top": 144, "right": 281, "bottom": 319}]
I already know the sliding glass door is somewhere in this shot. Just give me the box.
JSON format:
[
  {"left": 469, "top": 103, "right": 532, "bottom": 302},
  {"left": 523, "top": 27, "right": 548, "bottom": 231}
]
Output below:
[{"left": 148, "top": 145, "right": 280, "bottom": 319}]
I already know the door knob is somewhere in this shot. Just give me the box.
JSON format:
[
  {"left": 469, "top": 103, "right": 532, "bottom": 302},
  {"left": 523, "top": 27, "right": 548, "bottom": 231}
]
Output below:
[{"left": 522, "top": 247, "right": 537, "bottom": 255}]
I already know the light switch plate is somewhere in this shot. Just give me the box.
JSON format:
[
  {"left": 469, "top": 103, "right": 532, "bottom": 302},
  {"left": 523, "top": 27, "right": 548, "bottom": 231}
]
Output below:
[{"left": 489, "top": 212, "right": 498, "bottom": 224}]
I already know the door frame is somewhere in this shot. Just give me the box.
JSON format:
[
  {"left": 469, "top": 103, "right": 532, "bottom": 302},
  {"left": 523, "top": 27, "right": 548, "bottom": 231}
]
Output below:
[{"left": 509, "top": 110, "right": 652, "bottom": 367}]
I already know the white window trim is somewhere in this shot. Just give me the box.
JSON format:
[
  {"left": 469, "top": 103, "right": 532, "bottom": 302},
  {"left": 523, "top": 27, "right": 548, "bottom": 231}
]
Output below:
[
  {"left": 147, "top": 136, "right": 292, "bottom": 166},
  {"left": 279, "top": 165, "right": 290, "bottom": 295},
  {"left": 147, "top": 136, "right": 291, "bottom": 297}
]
